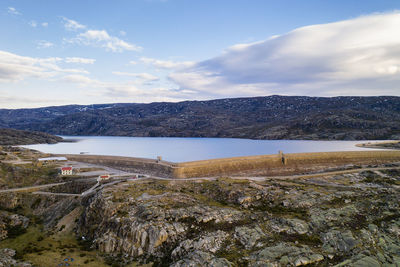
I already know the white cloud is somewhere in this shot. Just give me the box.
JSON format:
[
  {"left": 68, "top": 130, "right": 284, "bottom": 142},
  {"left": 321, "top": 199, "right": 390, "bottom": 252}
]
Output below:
[
  {"left": 65, "top": 57, "right": 96, "bottom": 64},
  {"left": 29, "top": 20, "right": 37, "bottom": 27},
  {"left": 62, "top": 17, "right": 86, "bottom": 31},
  {"left": 7, "top": 7, "right": 20, "bottom": 15},
  {"left": 69, "top": 29, "right": 142, "bottom": 52},
  {"left": 170, "top": 12, "right": 400, "bottom": 97},
  {"left": 112, "top": 71, "right": 159, "bottom": 82},
  {"left": 0, "top": 50, "right": 89, "bottom": 82},
  {"left": 36, "top": 40, "right": 54, "bottom": 49},
  {"left": 0, "top": 51, "right": 188, "bottom": 107},
  {"left": 61, "top": 74, "right": 101, "bottom": 87},
  {"left": 30, "top": 21, "right": 48, "bottom": 28},
  {"left": 129, "top": 60, "right": 137, "bottom": 65},
  {"left": 120, "top": 30, "right": 126, "bottom": 36},
  {"left": 59, "top": 72, "right": 191, "bottom": 103},
  {"left": 140, "top": 57, "right": 194, "bottom": 69}
]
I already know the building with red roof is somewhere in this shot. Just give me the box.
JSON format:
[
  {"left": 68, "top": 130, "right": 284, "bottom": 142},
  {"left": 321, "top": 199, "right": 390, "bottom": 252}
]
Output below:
[{"left": 61, "top": 167, "right": 73, "bottom": 175}]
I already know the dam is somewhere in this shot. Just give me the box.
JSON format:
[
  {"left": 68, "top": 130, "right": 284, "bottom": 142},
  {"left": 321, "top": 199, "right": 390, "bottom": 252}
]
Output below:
[{"left": 59, "top": 150, "right": 400, "bottom": 178}]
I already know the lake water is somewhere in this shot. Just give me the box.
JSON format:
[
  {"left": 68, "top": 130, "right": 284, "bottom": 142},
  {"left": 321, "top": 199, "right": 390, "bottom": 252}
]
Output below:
[{"left": 21, "top": 136, "right": 381, "bottom": 163}]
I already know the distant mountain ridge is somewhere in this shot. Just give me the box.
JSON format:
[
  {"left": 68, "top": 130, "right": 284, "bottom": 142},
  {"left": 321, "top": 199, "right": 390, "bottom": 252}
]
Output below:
[{"left": 1, "top": 95, "right": 399, "bottom": 140}]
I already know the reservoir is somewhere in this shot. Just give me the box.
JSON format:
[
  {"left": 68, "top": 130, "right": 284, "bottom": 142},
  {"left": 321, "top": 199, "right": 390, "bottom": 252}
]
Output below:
[{"left": 22, "top": 136, "right": 381, "bottom": 162}]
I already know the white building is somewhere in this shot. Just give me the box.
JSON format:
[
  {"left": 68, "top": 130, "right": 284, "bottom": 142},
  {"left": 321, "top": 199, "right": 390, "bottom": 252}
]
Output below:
[
  {"left": 38, "top": 157, "right": 67, "bottom": 162},
  {"left": 61, "top": 167, "right": 73, "bottom": 175},
  {"left": 97, "top": 174, "right": 111, "bottom": 182}
]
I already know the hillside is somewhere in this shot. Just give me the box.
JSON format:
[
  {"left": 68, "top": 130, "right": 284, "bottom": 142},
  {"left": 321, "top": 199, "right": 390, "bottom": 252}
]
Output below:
[
  {"left": 1, "top": 95, "right": 399, "bottom": 140},
  {"left": 0, "top": 128, "right": 63, "bottom": 145}
]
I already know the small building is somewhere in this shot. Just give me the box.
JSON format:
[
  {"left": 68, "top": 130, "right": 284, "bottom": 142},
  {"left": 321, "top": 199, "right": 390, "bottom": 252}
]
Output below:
[
  {"left": 98, "top": 174, "right": 111, "bottom": 181},
  {"left": 38, "top": 157, "right": 67, "bottom": 163},
  {"left": 61, "top": 167, "right": 73, "bottom": 175}
]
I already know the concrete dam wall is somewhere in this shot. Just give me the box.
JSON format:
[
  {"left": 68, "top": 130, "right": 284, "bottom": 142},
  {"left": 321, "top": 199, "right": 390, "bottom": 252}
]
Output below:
[
  {"left": 174, "top": 150, "right": 400, "bottom": 178},
  {"left": 60, "top": 150, "right": 400, "bottom": 178}
]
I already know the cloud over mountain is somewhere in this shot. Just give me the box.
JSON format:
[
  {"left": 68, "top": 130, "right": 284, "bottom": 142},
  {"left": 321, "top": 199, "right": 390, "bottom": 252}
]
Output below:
[{"left": 170, "top": 12, "right": 400, "bottom": 97}]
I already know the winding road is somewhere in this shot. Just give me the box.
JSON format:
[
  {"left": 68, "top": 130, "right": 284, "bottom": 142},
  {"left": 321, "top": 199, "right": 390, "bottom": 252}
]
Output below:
[{"left": 1, "top": 165, "right": 399, "bottom": 196}]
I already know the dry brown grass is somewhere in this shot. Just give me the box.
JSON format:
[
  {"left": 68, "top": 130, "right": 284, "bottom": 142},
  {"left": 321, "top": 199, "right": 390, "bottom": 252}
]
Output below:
[{"left": 173, "top": 151, "right": 400, "bottom": 178}]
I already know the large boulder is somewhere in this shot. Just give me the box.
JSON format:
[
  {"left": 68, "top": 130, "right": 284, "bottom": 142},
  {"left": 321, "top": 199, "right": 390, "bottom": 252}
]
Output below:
[
  {"left": 0, "top": 248, "right": 32, "bottom": 267},
  {"left": 249, "top": 243, "right": 324, "bottom": 266}
]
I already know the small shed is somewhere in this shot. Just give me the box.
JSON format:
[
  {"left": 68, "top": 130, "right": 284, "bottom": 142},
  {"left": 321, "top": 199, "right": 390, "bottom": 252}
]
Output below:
[{"left": 98, "top": 174, "right": 111, "bottom": 181}]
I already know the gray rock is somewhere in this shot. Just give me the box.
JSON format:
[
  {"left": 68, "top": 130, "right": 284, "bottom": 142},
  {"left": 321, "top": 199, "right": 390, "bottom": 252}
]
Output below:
[
  {"left": 0, "top": 211, "right": 30, "bottom": 240},
  {"left": 335, "top": 255, "right": 381, "bottom": 267},
  {"left": 270, "top": 218, "right": 309, "bottom": 235},
  {"left": 234, "top": 225, "right": 266, "bottom": 249},
  {"left": 0, "top": 248, "right": 32, "bottom": 267},
  {"left": 171, "top": 230, "right": 228, "bottom": 259},
  {"left": 249, "top": 243, "right": 324, "bottom": 266},
  {"left": 171, "top": 251, "right": 232, "bottom": 267},
  {"left": 322, "top": 230, "right": 358, "bottom": 253}
]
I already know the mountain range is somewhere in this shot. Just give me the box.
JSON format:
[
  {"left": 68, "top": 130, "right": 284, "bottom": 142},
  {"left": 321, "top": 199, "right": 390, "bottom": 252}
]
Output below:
[{"left": 1, "top": 95, "right": 399, "bottom": 140}]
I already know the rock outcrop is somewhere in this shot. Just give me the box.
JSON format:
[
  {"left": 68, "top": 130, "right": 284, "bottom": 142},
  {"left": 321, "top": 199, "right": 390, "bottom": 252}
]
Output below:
[
  {"left": 0, "top": 211, "right": 29, "bottom": 240},
  {"left": 0, "top": 248, "right": 32, "bottom": 267},
  {"left": 73, "top": 166, "right": 400, "bottom": 266}
]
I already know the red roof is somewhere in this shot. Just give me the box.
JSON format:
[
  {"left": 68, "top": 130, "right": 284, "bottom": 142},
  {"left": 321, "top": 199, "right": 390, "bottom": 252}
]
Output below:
[
  {"left": 61, "top": 167, "right": 72, "bottom": 171},
  {"left": 100, "top": 175, "right": 110, "bottom": 178}
]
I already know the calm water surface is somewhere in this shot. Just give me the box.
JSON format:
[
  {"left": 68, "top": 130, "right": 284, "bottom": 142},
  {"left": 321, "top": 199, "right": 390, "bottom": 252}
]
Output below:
[{"left": 21, "top": 136, "right": 381, "bottom": 162}]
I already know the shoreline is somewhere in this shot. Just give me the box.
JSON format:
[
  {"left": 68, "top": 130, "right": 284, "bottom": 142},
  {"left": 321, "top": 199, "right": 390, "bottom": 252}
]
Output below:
[{"left": 356, "top": 140, "right": 400, "bottom": 150}]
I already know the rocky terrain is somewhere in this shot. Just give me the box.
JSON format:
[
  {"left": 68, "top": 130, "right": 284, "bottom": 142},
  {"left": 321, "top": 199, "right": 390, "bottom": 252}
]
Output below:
[
  {"left": 1, "top": 145, "right": 400, "bottom": 266},
  {"left": 0, "top": 248, "right": 32, "bottom": 266},
  {"left": 1, "top": 95, "right": 399, "bottom": 140},
  {"left": 76, "top": 167, "right": 400, "bottom": 266},
  {"left": 0, "top": 128, "right": 63, "bottom": 145},
  {"left": 0, "top": 211, "right": 30, "bottom": 241}
]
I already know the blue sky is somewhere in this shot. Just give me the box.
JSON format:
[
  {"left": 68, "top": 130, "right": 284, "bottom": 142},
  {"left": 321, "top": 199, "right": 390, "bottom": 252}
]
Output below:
[{"left": 1, "top": 0, "right": 400, "bottom": 108}]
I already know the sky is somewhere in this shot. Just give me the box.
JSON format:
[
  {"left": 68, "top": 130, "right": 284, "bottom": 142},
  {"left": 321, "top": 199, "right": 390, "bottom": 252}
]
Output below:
[{"left": 1, "top": 0, "right": 400, "bottom": 108}]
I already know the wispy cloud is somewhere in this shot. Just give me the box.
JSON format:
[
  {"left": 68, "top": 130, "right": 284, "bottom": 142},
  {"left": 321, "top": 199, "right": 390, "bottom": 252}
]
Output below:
[
  {"left": 36, "top": 40, "right": 54, "bottom": 49},
  {"left": 170, "top": 12, "right": 400, "bottom": 97},
  {"left": 0, "top": 50, "right": 190, "bottom": 105},
  {"left": 65, "top": 57, "right": 96, "bottom": 64},
  {"left": 29, "top": 20, "right": 37, "bottom": 27},
  {"left": 112, "top": 71, "right": 159, "bottom": 82},
  {"left": 61, "top": 17, "right": 140, "bottom": 53},
  {"left": 61, "top": 73, "right": 188, "bottom": 103},
  {"left": 61, "top": 74, "right": 101, "bottom": 86},
  {"left": 0, "top": 50, "right": 90, "bottom": 82},
  {"left": 68, "top": 29, "right": 142, "bottom": 52},
  {"left": 140, "top": 57, "right": 194, "bottom": 69},
  {"left": 62, "top": 17, "right": 86, "bottom": 31},
  {"left": 77, "top": 30, "right": 142, "bottom": 52},
  {"left": 30, "top": 21, "right": 48, "bottom": 28},
  {"left": 7, "top": 7, "right": 21, "bottom": 15}
]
